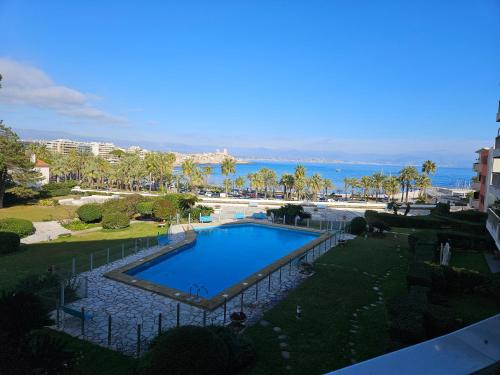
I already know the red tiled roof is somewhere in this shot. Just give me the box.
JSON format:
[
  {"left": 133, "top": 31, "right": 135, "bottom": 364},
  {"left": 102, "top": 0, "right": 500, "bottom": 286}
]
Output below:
[{"left": 35, "top": 159, "right": 50, "bottom": 167}]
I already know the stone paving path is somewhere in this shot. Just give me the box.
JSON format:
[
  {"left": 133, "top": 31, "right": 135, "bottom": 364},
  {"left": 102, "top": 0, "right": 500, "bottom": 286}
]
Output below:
[{"left": 21, "top": 221, "right": 71, "bottom": 244}]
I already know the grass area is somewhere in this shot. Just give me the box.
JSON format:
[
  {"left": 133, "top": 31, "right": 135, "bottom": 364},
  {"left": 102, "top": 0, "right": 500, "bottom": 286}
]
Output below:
[
  {"left": 244, "top": 233, "right": 411, "bottom": 375},
  {"left": 62, "top": 220, "right": 101, "bottom": 231},
  {"left": 0, "top": 222, "right": 165, "bottom": 291},
  {"left": 40, "top": 329, "right": 136, "bottom": 375},
  {"left": 450, "top": 250, "right": 491, "bottom": 274},
  {"left": 0, "top": 203, "right": 77, "bottom": 221}
]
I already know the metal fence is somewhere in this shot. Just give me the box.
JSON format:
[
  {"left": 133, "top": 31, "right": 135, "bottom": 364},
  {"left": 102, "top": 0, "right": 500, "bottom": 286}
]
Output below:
[{"left": 54, "top": 226, "right": 347, "bottom": 357}]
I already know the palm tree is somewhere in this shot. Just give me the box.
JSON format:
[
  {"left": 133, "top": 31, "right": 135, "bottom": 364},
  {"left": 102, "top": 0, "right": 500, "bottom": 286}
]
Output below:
[
  {"left": 223, "top": 178, "right": 232, "bottom": 194},
  {"left": 235, "top": 176, "right": 245, "bottom": 192},
  {"left": 360, "top": 176, "right": 373, "bottom": 200},
  {"left": 294, "top": 165, "right": 306, "bottom": 180},
  {"left": 259, "top": 168, "right": 277, "bottom": 198},
  {"left": 398, "top": 166, "right": 419, "bottom": 202},
  {"left": 294, "top": 177, "right": 306, "bottom": 200},
  {"left": 322, "top": 178, "right": 334, "bottom": 196},
  {"left": 279, "top": 174, "right": 295, "bottom": 200},
  {"left": 343, "top": 178, "right": 351, "bottom": 200},
  {"left": 308, "top": 173, "right": 323, "bottom": 201},
  {"left": 181, "top": 159, "right": 197, "bottom": 192},
  {"left": 415, "top": 174, "right": 431, "bottom": 201},
  {"left": 422, "top": 160, "right": 437, "bottom": 176},
  {"left": 383, "top": 176, "right": 399, "bottom": 201},
  {"left": 221, "top": 157, "right": 236, "bottom": 194},
  {"left": 371, "top": 172, "right": 386, "bottom": 201},
  {"left": 247, "top": 172, "right": 264, "bottom": 196},
  {"left": 202, "top": 165, "right": 213, "bottom": 188}
]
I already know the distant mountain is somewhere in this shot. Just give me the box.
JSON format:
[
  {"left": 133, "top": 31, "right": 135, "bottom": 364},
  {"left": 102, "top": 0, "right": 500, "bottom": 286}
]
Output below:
[{"left": 14, "top": 127, "right": 471, "bottom": 168}]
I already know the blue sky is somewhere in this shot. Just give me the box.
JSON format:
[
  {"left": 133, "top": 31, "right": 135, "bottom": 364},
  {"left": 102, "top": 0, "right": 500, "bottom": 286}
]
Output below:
[{"left": 1, "top": 0, "right": 499, "bottom": 166}]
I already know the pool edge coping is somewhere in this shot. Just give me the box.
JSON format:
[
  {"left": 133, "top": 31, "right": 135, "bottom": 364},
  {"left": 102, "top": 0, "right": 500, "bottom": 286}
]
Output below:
[{"left": 104, "top": 220, "right": 333, "bottom": 311}]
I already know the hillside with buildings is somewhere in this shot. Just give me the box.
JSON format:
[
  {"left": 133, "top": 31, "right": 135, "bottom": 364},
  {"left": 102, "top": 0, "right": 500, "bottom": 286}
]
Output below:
[{"left": 22, "top": 138, "right": 241, "bottom": 165}]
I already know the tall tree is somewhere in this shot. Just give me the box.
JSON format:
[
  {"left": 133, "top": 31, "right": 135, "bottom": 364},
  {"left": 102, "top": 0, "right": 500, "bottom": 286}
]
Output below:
[
  {"left": 415, "top": 174, "right": 431, "bottom": 201},
  {"left": 0, "top": 123, "right": 37, "bottom": 208},
  {"left": 308, "top": 173, "right": 323, "bottom": 201},
  {"left": 279, "top": 173, "right": 295, "bottom": 200},
  {"left": 422, "top": 160, "right": 437, "bottom": 176},
  {"left": 359, "top": 176, "right": 373, "bottom": 200},
  {"left": 371, "top": 172, "right": 386, "bottom": 201},
  {"left": 235, "top": 176, "right": 245, "bottom": 191},
  {"left": 323, "top": 178, "right": 334, "bottom": 196},
  {"left": 398, "top": 166, "right": 419, "bottom": 202},
  {"left": 294, "top": 165, "right": 306, "bottom": 180},
  {"left": 181, "top": 159, "right": 197, "bottom": 192},
  {"left": 202, "top": 165, "right": 213, "bottom": 188},
  {"left": 383, "top": 176, "right": 400, "bottom": 201},
  {"left": 221, "top": 157, "right": 236, "bottom": 194},
  {"left": 259, "top": 168, "right": 277, "bottom": 198}
]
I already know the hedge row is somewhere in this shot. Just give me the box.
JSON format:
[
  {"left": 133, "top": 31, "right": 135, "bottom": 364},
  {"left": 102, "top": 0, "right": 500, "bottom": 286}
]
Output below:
[
  {"left": 0, "top": 218, "right": 35, "bottom": 238},
  {"left": 365, "top": 211, "right": 486, "bottom": 235},
  {"left": 0, "top": 232, "right": 21, "bottom": 254}
]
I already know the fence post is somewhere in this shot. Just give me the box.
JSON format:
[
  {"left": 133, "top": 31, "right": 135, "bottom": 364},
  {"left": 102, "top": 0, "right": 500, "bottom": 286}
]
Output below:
[
  {"left": 72, "top": 258, "right": 76, "bottom": 276},
  {"left": 223, "top": 296, "right": 228, "bottom": 324},
  {"left": 106, "top": 248, "right": 110, "bottom": 264},
  {"left": 89, "top": 253, "right": 93, "bottom": 271},
  {"left": 320, "top": 220, "right": 322, "bottom": 231},
  {"left": 203, "top": 310, "right": 207, "bottom": 327},
  {"left": 268, "top": 273, "right": 271, "bottom": 291},
  {"left": 255, "top": 280, "right": 259, "bottom": 301},
  {"left": 121, "top": 243, "right": 125, "bottom": 258},
  {"left": 176, "top": 213, "right": 180, "bottom": 225},
  {"left": 158, "top": 313, "right": 162, "bottom": 335},
  {"left": 283, "top": 215, "right": 286, "bottom": 224},
  {"left": 84, "top": 276, "right": 88, "bottom": 298},
  {"left": 307, "top": 219, "right": 310, "bottom": 228},
  {"left": 279, "top": 267, "right": 282, "bottom": 289},
  {"left": 289, "top": 259, "right": 292, "bottom": 275},
  {"left": 240, "top": 289, "right": 244, "bottom": 312},
  {"left": 60, "top": 281, "right": 65, "bottom": 306},
  {"left": 188, "top": 213, "right": 191, "bottom": 225},
  {"left": 56, "top": 299, "right": 60, "bottom": 328},
  {"left": 136, "top": 324, "right": 141, "bottom": 357},
  {"left": 135, "top": 239, "right": 138, "bottom": 253},
  {"left": 146, "top": 238, "right": 149, "bottom": 248},
  {"left": 107, "top": 315, "right": 112, "bottom": 347},
  {"left": 176, "top": 303, "right": 180, "bottom": 327},
  {"left": 81, "top": 307, "right": 85, "bottom": 337}
]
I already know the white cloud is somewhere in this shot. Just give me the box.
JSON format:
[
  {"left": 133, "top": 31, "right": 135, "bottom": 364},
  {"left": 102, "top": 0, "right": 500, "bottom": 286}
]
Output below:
[{"left": 0, "top": 58, "right": 127, "bottom": 125}]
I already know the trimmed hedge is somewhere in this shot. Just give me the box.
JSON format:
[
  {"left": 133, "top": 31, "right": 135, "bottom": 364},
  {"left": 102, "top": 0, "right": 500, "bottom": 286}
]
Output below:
[
  {"left": 423, "top": 304, "right": 460, "bottom": 338},
  {"left": 40, "top": 181, "right": 77, "bottom": 198},
  {"left": 387, "top": 293, "right": 427, "bottom": 345},
  {"left": 436, "top": 231, "right": 494, "bottom": 251},
  {"left": 102, "top": 212, "right": 130, "bottom": 229},
  {"left": 447, "top": 210, "right": 487, "bottom": 223},
  {"left": 429, "top": 264, "right": 490, "bottom": 294},
  {"left": 266, "top": 204, "right": 311, "bottom": 225},
  {"left": 0, "top": 218, "right": 35, "bottom": 238},
  {"left": 407, "top": 262, "right": 432, "bottom": 288},
  {"left": 153, "top": 199, "right": 177, "bottom": 221},
  {"left": 76, "top": 204, "right": 103, "bottom": 223},
  {"left": 408, "top": 230, "right": 437, "bottom": 252},
  {"left": 349, "top": 217, "right": 366, "bottom": 235},
  {"left": 0, "top": 231, "right": 21, "bottom": 254},
  {"left": 136, "top": 201, "right": 154, "bottom": 217},
  {"left": 188, "top": 206, "right": 215, "bottom": 222}
]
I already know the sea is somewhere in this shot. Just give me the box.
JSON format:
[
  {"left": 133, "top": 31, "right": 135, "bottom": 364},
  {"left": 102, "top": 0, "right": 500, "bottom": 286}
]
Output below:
[{"left": 191, "top": 161, "right": 473, "bottom": 190}]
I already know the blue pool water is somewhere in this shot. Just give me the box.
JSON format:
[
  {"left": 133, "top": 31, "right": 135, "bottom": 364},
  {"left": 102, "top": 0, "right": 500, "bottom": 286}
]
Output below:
[{"left": 127, "top": 224, "right": 319, "bottom": 298}]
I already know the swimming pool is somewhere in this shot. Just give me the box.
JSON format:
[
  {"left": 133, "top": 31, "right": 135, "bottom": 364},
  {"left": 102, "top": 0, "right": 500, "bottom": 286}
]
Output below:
[
  {"left": 127, "top": 224, "right": 319, "bottom": 298},
  {"left": 106, "top": 222, "right": 325, "bottom": 309}
]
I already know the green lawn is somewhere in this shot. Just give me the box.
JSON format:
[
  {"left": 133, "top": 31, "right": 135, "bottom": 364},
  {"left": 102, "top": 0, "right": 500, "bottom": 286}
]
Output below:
[
  {"left": 0, "top": 222, "right": 164, "bottom": 291},
  {"left": 40, "top": 329, "right": 136, "bottom": 375},
  {"left": 0, "top": 203, "right": 77, "bottom": 221},
  {"left": 243, "top": 233, "right": 411, "bottom": 375},
  {"left": 450, "top": 250, "right": 491, "bottom": 274}
]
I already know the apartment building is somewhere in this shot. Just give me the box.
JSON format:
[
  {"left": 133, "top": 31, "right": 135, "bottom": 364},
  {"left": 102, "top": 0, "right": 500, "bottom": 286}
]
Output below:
[
  {"left": 472, "top": 148, "right": 492, "bottom": 211},
  {"left": 485, "top": 101, "right": 500, "bottom": 249},
  {"left": 43, "top": 139, "right": 91, "bottom": 155}
]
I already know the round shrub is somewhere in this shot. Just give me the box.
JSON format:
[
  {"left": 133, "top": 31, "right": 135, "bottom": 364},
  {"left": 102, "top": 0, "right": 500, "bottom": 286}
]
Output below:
[
  {"left": 152, "top": 199, "right": 177, "bottom": 221},
  {"left": 38, "top": 198, "right": 58, "bottom": 206},
  {"left": 101, "top": 212, "right": 130, "bottom": 229},
  {"left": 207, "top": 326, "right": 255, "bottom": 372},
  {"left": 102, "top": 199, "right": 129, "bottom": 216},
  {"left": 0, "top": 218, "right": 35, "bottom": 238},
  {"left": 76, "top": 203, "right": 103, "bottom": 223},
  {"left": 143, "top": 325, "right": 229, "bottom": 375},
  {"left": 349, "top": 217, "right": 367, "bottom": 235},
  {"left": 0, "top": 231, "right": 21, "bottom": 254},
  {"left": 136, "top": 201, "right": 154, "bottom": 217}
]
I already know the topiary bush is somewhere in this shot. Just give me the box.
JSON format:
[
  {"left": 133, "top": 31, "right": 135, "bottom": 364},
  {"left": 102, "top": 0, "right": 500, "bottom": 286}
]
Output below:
[
  {"left": 153, "top": 199, "right": 177, "bottom": 221},
  {"left": 0, "top": 231, "right": 21, "bottom": 254},
  {"left": 266, "top": 204, "right": 311, "bottom": 224},
  {"left": 136, "top": 201, "right": 155, "bottom": 218},
  {"left": 0, "top": 218, "right": 35, "bottom": 238},
  {"left": 436, "top": 231, "right": 494, "bottom": 251},
  {"left": 40, "top": 181, "right": 77, "bottom": 198},
  {"left": 76, "top": 203, "right": 103, "bottom": 223},
  {"left": 101, "top": 212, "right": 130, "bottom": 229},
  {"left": 141, "top": 325, "right": 230, "bottom": 375},
  {"left": 349, "top": 217, "right": 366, "bottom": 235},
  {"left": 207, "top": 326, "right": 256, "bottom": 373},
  {"left": 188, "top": 205, "right": 215, "bottom": 221}
]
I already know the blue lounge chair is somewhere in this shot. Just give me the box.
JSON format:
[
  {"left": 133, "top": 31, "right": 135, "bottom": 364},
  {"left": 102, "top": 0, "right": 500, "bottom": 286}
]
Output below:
[
  {"left": 200, "top": 215, "right": 213, "bottom": 223},
  {"left": 252, "top": 212, "right": 267, "bottom": 220},
  {"left": 234, "top": 213, "right": 245, "bottom": 220}
]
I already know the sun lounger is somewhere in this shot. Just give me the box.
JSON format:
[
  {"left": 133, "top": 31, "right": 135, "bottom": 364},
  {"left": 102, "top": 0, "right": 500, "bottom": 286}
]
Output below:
[
  {"left": 233, "top": 213, "right": 245, "bottom": 219},
  {"left": 200, "top": 215, "right": 213, "bottom": 223},
  {"left": 249, "top": 202, "right": 258, "bottom": 207},
  {"left": 252, "top": 212, "right": 267, "bottom": 220}
]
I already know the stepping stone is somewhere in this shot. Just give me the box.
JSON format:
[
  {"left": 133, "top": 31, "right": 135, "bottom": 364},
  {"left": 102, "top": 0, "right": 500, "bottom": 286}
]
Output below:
[
  {"left": 352, "top": 313, "right": 358, "bottom": 317},
  {"left": 278, "top": 334, "right": 288, "bottom": 340},
  {"left": 280, "top": 342, "right": 288, "bottom": 348},
  {"left": 370, "top": 303, "right": 376, "bottom": 307},
  {"left": 260, "top": 320, "right": 271, "bottom": 327},
  {"left": 362, "top": 306, "right": 369, "bottom": 310},
  {"left": 349, "top": 329, "right": 357, "bottom": 334},
  {"left": 352, "top": 324, "right": 359, "bottom": 329},
  {"left": 373, "top": 286, "right": 379, "bottom": 291},
  {"left": 273, "top": 327, "right": 282, "bottom": 333},
  {"left": 285, "top": 365, "right": 292, "bottom": 371},
  {"left": 348, "top": 342, "right": 355, "bottom": 347},
  {"left": 282, "top": 351, "right": 290, "bottom": 360}
]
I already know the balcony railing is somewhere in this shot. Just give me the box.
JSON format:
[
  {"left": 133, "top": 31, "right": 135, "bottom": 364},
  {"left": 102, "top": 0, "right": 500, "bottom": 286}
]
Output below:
[{"left": 486, "top": 208, "right": 500, "bottom": 250}]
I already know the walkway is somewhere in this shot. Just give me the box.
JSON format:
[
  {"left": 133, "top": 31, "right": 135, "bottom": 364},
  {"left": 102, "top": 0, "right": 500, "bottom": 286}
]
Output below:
[{"left": 21, "top": 221, "right": 71, "bottom": 244}]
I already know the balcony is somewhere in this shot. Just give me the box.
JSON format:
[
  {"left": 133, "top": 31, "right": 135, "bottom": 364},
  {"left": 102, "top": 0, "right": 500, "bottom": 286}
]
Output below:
[
  {"left": 486, "top": 208, "right": 500, "bottom": 250},
  {"left": 471, "top": 182, "right": 481, "bottom": 191},
  {"left": 473, "top": 162, "right": 480, "bottom": 172}
]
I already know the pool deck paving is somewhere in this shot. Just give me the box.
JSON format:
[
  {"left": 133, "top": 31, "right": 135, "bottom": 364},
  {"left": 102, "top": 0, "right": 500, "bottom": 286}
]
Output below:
[{"left": 52, "top": 221, "right": 355, "bottom": 356}]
